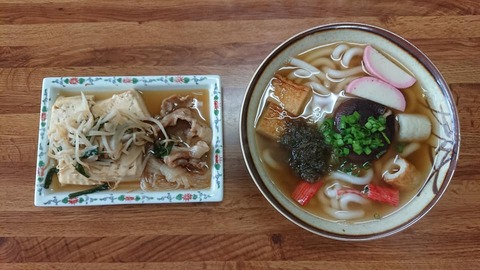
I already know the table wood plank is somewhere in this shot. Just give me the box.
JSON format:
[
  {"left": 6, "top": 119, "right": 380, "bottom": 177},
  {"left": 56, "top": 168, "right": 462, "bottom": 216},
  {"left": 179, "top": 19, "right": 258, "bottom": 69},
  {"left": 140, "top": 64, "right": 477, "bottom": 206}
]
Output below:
[{"left": 0, "top": 0, "right": 479, "bottom": 269}]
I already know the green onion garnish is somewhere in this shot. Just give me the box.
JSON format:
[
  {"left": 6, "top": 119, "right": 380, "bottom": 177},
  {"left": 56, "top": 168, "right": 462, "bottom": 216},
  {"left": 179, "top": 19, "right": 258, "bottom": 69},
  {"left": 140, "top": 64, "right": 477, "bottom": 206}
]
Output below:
[{"left": 321, "top": 112, "right": 390, "bottom": 157}]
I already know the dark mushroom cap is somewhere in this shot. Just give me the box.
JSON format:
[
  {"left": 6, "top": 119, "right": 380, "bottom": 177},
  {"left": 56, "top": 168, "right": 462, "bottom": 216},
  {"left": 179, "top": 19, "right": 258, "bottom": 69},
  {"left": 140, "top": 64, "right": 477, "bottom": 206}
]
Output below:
[{"left": 333, "top": 98, "right": 395, "bottom": 164}]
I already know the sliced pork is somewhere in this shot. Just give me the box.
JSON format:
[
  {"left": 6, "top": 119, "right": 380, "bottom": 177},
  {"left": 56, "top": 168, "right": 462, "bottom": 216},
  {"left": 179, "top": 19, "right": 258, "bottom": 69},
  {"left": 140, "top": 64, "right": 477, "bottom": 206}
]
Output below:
[
  {"left": 160, "top": 95, "right": 195, "bottom": 116},
  {"left": 163, "top": 141, "right": 210, "bottom": 171},
  {"left": 141, "top": 94, "right": 212, "bottom": 190},
  {"left": 160, "top": 108, "right": 213, "bottom": 143}
]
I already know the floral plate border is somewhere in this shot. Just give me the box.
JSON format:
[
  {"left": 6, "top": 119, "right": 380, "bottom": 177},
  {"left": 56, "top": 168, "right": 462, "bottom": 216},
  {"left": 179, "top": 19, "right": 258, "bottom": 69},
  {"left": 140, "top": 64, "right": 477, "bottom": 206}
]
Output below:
[{"left": 34, "top": 75, "right": 223, "bottom": 206}]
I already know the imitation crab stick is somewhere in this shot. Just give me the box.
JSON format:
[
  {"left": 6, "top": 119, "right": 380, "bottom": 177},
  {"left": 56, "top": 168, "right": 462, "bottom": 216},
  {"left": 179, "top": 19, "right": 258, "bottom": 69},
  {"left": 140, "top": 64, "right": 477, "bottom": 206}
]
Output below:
[
  {"left": 363, "top": 184, "right": 400, "bottom": 207},
  {"left": 292, "top": 181, "right": 323, "bottom": 206}
]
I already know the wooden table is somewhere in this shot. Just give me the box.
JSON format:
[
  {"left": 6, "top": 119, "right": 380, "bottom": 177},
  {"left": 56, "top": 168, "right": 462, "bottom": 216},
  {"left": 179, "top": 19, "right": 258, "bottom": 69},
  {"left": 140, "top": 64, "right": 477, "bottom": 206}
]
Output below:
[{"left": 1, "top": 1, "right": 479, "bottom": 269}]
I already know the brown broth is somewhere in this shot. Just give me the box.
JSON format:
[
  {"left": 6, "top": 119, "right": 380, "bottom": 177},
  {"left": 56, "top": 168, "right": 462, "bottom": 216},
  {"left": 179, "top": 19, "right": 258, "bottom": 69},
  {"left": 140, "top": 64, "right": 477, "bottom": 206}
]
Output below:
[
  {"left": 255, "top": 42, "right": 434, "bottom": 223},
  {"left": 48, "top": 89, "right": 212, "bottom": 192}
]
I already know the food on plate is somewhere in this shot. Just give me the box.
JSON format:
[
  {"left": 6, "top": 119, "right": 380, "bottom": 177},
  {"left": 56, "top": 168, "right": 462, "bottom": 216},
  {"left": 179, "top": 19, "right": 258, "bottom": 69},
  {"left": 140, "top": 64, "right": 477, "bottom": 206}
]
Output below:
[
  {"left": 254, "top": 42, "right": 433, "bottom": 222},
  {"left": 48, "top": 91, "right": 151, "bottom": 186},
  {"left": 46, "top": 90, "right": 212, "bottom": 196}
]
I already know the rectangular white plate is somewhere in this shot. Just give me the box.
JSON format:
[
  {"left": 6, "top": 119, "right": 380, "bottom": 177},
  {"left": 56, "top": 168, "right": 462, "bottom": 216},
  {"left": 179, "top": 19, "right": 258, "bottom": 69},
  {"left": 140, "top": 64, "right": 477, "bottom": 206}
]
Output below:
[{"left": 35, "top": 75, "right": 223, "bottom": 206}]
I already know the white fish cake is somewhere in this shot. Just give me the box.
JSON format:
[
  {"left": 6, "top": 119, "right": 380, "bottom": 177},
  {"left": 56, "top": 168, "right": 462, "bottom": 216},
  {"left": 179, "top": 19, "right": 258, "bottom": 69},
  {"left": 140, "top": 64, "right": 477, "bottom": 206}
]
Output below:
[{"left": 397, "top": 114, "right": 431, "bottom": 142}]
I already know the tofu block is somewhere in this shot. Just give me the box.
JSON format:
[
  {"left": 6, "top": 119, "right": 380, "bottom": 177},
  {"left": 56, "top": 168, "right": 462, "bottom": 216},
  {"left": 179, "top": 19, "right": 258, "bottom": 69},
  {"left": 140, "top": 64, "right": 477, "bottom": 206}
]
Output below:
[
  {"left": 92, "top": 90, "right": 151, "bottom": 123},
  {"left": 48, "top": 90, "right": 150, "bottom": 186},
  {"left": 256, "top": 102, "right": 287, "bottom": 140},
  {"left": 48, "top": 94, "right": 95, "bottom": 135},
  {"left": 57, "top": 165, "right": 97, "bottom": 186},
  {"left": 272, "top": 75, "right": 311, "bottom": 116}
]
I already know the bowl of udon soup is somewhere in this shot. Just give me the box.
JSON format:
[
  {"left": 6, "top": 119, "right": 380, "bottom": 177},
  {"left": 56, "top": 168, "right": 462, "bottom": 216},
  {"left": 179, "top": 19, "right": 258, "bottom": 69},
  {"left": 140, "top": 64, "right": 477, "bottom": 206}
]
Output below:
[{"left": 240, "top": 23, "right": 460, "bottom": 240}]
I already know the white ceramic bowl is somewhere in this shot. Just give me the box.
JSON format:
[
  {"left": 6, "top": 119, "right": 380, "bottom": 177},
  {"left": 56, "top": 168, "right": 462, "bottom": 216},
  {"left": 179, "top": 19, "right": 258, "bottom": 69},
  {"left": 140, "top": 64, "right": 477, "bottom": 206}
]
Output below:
[{"left": 239, "top": 23, "right": 460, "bottom": 240}]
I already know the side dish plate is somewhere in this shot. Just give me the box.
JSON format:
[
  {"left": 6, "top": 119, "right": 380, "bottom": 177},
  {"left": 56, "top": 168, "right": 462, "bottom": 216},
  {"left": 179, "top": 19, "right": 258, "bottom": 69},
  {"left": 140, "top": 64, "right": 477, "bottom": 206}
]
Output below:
[{"left": 35, "top": 75, "right": 223, "bottom": 206}]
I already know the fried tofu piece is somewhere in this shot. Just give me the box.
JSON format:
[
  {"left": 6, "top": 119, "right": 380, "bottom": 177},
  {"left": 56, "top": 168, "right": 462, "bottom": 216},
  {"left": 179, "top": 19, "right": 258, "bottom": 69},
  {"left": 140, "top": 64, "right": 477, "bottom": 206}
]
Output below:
[
  {"left": 272, "top": 74, "right": 311, "bottom": 116},
  {"left": 91, "top": 90, "right": 151, "bottom": 124},
  {"left": 48, "top": 91, "right": 150, "bottom": 186},
  {"left": 256, "top": 102, "right": 287, "bottom": 140},
  {"left": 383, "top": 156, "right": 419, "bottom": 190},
  {"left": 48, "top": 94, "right": 95, "bottom": 135}
]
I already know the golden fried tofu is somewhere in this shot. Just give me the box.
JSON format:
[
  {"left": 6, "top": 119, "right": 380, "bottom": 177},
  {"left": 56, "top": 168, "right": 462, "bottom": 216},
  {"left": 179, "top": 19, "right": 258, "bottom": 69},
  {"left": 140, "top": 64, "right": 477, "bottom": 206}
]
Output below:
[
  {"left": 48, "top": 91, "right": 150, "bottom": 186},
  {"left": 256, "top": 102, "right": 287, "bottom": 140},
  {"left": 92, "top": 90, "right": 151, "bottom": 125},
  {"left": 271, "top": 74, "right": 311, "bottom": 116},
  {"left": 383, "top": 156, "right": 419, "bottom": 190}
]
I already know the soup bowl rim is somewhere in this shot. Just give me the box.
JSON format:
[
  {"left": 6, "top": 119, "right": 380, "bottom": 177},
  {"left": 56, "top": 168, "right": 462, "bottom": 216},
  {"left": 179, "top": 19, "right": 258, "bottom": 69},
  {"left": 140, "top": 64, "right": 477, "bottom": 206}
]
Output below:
[{"left": 239, "top": 22, "right": 460, "bottom": 241}]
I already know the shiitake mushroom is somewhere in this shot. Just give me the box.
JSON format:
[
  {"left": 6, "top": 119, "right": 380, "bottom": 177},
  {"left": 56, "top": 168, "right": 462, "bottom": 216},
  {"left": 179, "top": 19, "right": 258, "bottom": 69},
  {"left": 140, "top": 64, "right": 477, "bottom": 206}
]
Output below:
[{"left": 333, "top": 98, "right": 395, "bottom": 164}]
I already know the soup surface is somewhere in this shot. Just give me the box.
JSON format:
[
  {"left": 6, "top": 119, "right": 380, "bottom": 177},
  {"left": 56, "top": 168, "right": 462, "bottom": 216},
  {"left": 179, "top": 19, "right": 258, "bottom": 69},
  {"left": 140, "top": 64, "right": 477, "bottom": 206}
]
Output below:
[{"left": 254, "top": 42, "right": 435, "bottom": 222}]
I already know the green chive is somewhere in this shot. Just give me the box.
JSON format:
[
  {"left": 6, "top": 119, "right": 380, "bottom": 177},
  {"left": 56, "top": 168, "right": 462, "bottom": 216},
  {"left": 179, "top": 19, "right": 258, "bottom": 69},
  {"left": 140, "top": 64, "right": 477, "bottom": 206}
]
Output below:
[
  {"left": 68, "top": 183, "right": 110, "bottom": 199},
  {"left": 396, "top": 143, "right": 406, "bottom": 153},
  {"left": 44, "top": 167, "right": 59, "bottom": 189},
  {"left": 74, "top": 163, "right": 90, "bottom": 178}
]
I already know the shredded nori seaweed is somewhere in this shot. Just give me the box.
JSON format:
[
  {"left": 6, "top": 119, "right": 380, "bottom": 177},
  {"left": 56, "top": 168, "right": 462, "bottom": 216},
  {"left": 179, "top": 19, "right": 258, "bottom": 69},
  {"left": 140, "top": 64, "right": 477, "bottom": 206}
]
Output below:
[{"left": 279, "top": 118, "right": 331, "bottom": 182}]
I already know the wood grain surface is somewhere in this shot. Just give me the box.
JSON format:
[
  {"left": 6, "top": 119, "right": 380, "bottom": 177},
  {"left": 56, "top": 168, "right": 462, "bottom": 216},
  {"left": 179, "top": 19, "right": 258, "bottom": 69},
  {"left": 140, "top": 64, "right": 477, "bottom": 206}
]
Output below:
[{"left": 1, "top": 0, "right": 479, "bottom": 269}]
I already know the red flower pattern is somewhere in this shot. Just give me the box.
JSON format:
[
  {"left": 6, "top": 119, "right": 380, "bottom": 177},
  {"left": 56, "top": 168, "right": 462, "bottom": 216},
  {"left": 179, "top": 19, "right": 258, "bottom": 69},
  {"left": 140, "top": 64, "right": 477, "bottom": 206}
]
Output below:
[
  {"left": 175, "top": 76, "right": 184, "bottom": 83},
  {"left": 41, "top": 112, "right": 47, "bottom": 121},
  {"left": 37, "top": 166, "right": 46, "bottom": 177},
  {"left": 182, "top": 193, "right": 193, "bottom": 201},
  {"left": 123, "top": 78, "right": 132, "bottom": 83},
  {"left": 68, "top": 198, "right": 79, "bottom": 205},
  {"left": 69, "top": 77, "right": 79, "bottom": 84},
  {"left": 125, "top": 196, "right": 135, "bottom": 201}
]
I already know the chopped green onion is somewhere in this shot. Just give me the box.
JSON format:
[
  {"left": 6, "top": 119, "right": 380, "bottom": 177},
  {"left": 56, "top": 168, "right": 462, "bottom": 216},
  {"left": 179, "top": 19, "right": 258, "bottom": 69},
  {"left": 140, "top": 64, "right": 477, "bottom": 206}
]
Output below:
[
  {"left": 320, "top": 112, "right": 390, "bottom": 158},
  {"left": 361, "top": 162, "right": 372, "bottom": 170},
  {"left": 149, "top": 141, "right": 174, "bottom": 158},
  {"left": 338, "top": 161, "right": 372, "bottom": 176},
  {"left": 375, "top": 150, "right": 387, "bottom": 159},
  {"left": 396, "top": 143, "right": 406, "bottom": 153},
  {"left": 81, "top": 147, "right": 98, "bottom": 158}
]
